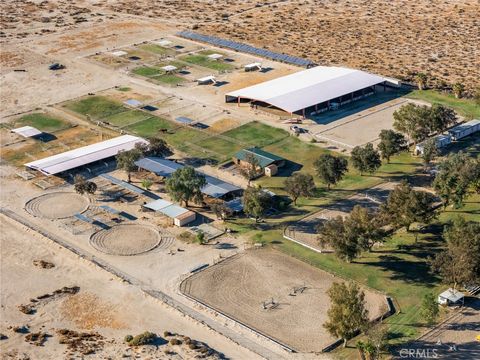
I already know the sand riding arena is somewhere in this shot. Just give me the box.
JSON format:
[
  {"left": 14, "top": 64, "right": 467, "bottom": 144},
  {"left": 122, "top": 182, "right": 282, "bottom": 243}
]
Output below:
[
  {"left": 89, "top": 224, "right": 161, "bottom": 256},
  {"left": 25, "top": 192, "right": 89, "bottom": 219},
  {"left": 180, "top": 249, "right": 387, "bottom": 352}
]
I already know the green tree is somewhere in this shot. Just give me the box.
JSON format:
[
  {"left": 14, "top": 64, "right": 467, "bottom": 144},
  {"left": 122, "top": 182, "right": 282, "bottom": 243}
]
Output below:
[
  {"left": 365, "top": 325, "right": 388, "bottom": 360},
  {"left": 348, "top": 206, "right": 386, "bottom": 252},
  {"left": 210, "top": 202, "right": 233, "bottom": 221},
  {"left": 378, "top": 130, "right": 407, "bottom": 163},
  {"left": 393, "top": 103, "right": 431, "bottom": 148},
  {"left": 74, "top": 175, "right": 97, "bottom": 195},
  {"left": 324, "top": 282, "right": 369, "bottom": 347},
  {"left": 420, "top": 138, "right": 439, "bottom": 169},
  {"left": 141, "top": 178, "right": 153, "bottom": 190},
  {"left": 317, "top": 216, "right": 361, "bottom": 262},
  {"left": 313, "top": 154, "right": 348, "bottom": 190},
  {"left": 433, "top": 153, "right": 479, "bottom": 208},
  {"left": 431, "top": 217, "right": 480, "bottom": 290},
  {"left": 351, "top": 143, "right": 381, "bottom": 176},
  {"left": 420, "top": 293, "right": 439, "bottom": 325},
  {"left": 147, "top": 136, "right": 172, "bottom": 157},
  {"left": 284, "top": 172, "right": 316, "bottom": 205},
  {"left": 165, "top": 166, "right": 206, "bottom": 207},
  {"left": 242, "top": 187, "right": 272, "bottom": 222},
  {"left": 380, "top": 181, "right": 436, "bottom": 232},
  {"left": 116, "top": 148, "right": 143, "bottom": 182},
  {"left": 239, "top": 152, "right": 262, "bottom": 185},
  {"left": 428, "top": 104, "right": 457, "bottom": 134},
  {"left": 196, "top": 231, "right": 206, "bottom": 244},
  {"left": 415, "top": 73, "right": 428, "bottom": 90},
  {"left": 452, "top": 82, "right": 464, "bottom": 99}
]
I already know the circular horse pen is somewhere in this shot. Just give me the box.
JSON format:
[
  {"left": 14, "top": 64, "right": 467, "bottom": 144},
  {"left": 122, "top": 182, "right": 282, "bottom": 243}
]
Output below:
[
  {"left": 90, "top": 224, "right": 161, "bottom": 256},
  {"left": 25, "top": 192, "right": 90, "bottom": 219}
]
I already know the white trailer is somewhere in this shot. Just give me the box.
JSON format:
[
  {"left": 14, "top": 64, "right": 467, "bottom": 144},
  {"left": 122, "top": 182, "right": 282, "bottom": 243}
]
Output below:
[
  {"left": 448, "top": 119, "right": 480, "bottom": 141},
  {"left": 415, "top": 134, "right": 452, "bottom": 155}
]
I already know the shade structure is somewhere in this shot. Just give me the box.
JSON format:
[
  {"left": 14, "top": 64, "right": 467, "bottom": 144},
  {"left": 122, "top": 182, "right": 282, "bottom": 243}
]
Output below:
[
  {"left": 11, "top": 126, "right": 42, "bottom": 138},
  {"left": 161, "top": 65, "right": 177, "bottom": 72},
  {"left": 25, "top": 135, "right": 147, "bottom": 175},
  {"left": 135, "top": 157, "right": 241, "bottom": 198},
  {"left": 207, "top": 53, "right": 223, "bottom": 60},
  {"left": 226, "top": 66, "right": 386, "bottom": 113}
]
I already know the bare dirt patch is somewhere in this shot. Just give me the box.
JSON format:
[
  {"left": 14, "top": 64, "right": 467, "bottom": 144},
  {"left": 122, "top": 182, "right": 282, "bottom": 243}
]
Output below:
[
  {"left": 89, "top": 224, "right": 161, "bottom": 256},
  {"left": 25, "top": 192, "right": 89, "bottom": 219},
  {"left": 181, "top": 249, "right": 387, "bottom": 352},
  {"left": 60, "top": 292, "right": 126, "bottom": 330}
]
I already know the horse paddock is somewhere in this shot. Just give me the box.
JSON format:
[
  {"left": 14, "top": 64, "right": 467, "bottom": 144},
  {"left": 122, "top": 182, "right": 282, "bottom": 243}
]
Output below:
[{"left": 180, "top": 249, "right": 387, "bottom": 352}]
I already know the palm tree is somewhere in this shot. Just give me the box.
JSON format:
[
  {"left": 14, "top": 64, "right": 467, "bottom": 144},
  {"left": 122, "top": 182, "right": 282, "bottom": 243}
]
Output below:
[{"left": 415, "top": 73, "right": 428, "bottom": 90}]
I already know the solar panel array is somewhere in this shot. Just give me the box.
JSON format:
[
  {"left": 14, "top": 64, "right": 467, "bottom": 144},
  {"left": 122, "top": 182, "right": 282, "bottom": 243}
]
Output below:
[{"left": 177, "top": 30, "right": 315, "bottom": 68}]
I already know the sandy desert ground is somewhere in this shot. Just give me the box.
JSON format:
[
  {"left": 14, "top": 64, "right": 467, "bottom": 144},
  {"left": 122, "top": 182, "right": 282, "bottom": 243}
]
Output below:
[
  {"left": 84, "top": 0, "right": 480, "bottom": 93},
  {"left": 0, "top": 214, "right": 261, "bottom": 359}
]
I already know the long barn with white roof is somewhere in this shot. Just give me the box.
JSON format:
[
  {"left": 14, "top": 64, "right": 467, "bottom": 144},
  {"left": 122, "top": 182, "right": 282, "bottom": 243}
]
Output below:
[
  {"left": 225, "top": 66, "right": 389, "bottom": 116},
  {"left": 25, "top": 135, "right": 147, "bottom": 176}
]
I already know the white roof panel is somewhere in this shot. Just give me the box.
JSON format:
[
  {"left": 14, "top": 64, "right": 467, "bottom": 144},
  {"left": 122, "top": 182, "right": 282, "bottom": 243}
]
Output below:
[
  {"left": 111, "top": 50, "right": 128, "bottom": 57},
  {"left": 226, "top": 66, "right": 386, "bottom": 113},
  {"left": 208, "top": 53, "right": 223, "bottom": 60},
  {"left": 197, "top": 75, "right": 216, "bottom": 82},
  {"left": 161, "top": 65, "right": 177, "bottom": 72},
  {"left": 11, "top": 126, "right": 42, "bottom": 138},
  {"left": 153, "top": 40, "right": 172, "bottom": 47},
  {"left": 439, "top": 288, "right": 464, "bottom": 303},
  {"left": 25, "top": 135, "right": 147, "bottom": 175}
]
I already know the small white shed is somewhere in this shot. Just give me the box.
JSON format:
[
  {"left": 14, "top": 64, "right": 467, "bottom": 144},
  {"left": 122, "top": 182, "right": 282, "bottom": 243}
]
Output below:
[{"left": 438, "top": 288, "right": 464, "bottom": 306}]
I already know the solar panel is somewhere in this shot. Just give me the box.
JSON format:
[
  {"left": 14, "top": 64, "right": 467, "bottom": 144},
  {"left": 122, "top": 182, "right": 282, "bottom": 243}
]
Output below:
[{"left": 177, "top": 31, "right": 314, "bottom": 67}]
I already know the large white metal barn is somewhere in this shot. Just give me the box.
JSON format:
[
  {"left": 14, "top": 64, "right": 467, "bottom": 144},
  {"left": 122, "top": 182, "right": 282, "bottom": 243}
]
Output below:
[
  {"left": 225, "top": 66, "right": 388, "bottom": 116},
  {"left": 25, "top": 135, "right": 147, "bottom": 175}
]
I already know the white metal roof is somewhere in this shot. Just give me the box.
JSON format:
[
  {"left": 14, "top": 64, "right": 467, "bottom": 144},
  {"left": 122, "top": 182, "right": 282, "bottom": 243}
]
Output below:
[
  {"left": 25, "top": 135, "right": 147, "bottom": 175},
  {"left": 144, "top": 199, "right": 191, "bottom": 218},
  {"left": 207, "top": 53, "right": 223, "bottom": 60},
  {"left": 11, "top": 126, "right": 42, "bottom": 138},
  {"left": 438, "top": 288, "right": 464, "bottom": 303},
  {"left": 226, "top": 66, "right": 386, "bottom": 113},
  {"left": 245, "top": 62, "right": 262, "bottom": 69},
  {"left": 448, "top": 119, "right": 480, "bottom": 135},
  {"left": 111, "top": 50, "right": 128, "bottom": 57},
  {"left": 153, "top": 39, "right": 172, "bottom": 47},
  {"left": 197, "top": 75, "right": 216, "bottom": 83},
  {"left": 161, "top": 65, "right": 177, "bottom": 72}
]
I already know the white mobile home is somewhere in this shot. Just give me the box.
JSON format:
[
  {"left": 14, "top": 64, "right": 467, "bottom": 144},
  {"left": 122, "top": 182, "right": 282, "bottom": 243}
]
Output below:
[
  {"left": 448, "top": 119, "right": 480, "bottom": 141},
  {"left": 415, "top": 134, "right": 452, "bottom": 155}
]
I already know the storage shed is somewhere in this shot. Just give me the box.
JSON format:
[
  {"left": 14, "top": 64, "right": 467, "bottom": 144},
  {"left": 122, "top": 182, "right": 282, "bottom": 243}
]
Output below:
[
  {"left": 438, "top": 288, "right": 465, "bottom": 306},
  {"left": 448, "top": 119, "right": 480, "bottom": 141},
  {"left": 144, "top": 198, "right": 196, "bottom": 226}
]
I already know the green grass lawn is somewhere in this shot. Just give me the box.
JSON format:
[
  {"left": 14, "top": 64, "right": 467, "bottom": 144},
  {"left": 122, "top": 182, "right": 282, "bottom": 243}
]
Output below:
[
  {"left": 138, "top": 44, "right": 175, "bottom": 56},
  {"left": 126, "top": 117, "right": 175, "bottom": 137},
  {"left": 13, "top": 113, "right": 69, "bottom": 132},
  {"left": 179, "top": 53, "right": 234, "bottom": 72},
  {"left": 132, "top": 66, "right": 185, "bottom": 85},
  {"left": 406, "top": 90, "right": 480, "bottom": 119},
  {"left": 257, "top": 136, "right": 421, "bottom": 210},
  {"left": 197, "top": 136, "right": 243, "bottom": 161},
  {"left": 103, "top": 110, "right": 152, "bottom": 127},
  {"left": 222, "top": 121, "right": 289, "bottom": 147},
  {"left": 224, "top": 193, "right": 479, "bottom": 358},
  {"left": 64, "top": 96, "right": 126, "bottom": 120}
]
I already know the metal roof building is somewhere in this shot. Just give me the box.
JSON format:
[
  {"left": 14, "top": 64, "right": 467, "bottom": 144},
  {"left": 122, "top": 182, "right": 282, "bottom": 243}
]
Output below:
[
  {"left": 25, "top": 135, "right": 147, "bottom": 175},
  {"left": 233, "top": 148, "right": 285, "bottom": 168},
  {"left": 135, "top": 157, "right": 242, "bottom": 199},
  {"left": 226, "top": 66, "right": 386, "bottom": 114},
  {"left": 144, "top": 198, "right": 196, "bottom": 226},
  {"left": 11, "top": 126, "right": 42, "bottom": 138},
  {"left": 135, "top": 157, "right": 183, "bottom": 177}
]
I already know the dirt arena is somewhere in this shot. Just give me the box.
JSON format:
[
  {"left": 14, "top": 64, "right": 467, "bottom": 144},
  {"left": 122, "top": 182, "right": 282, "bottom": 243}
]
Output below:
[
  {"left": 181, "top": 249, "right": 387, "bottom": 352},
  {"left": 25, "top": 192, "right": 89, "bottom": 219},
  {"left": 90, "top": 224, "right": 161, "bottom": 256}
]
